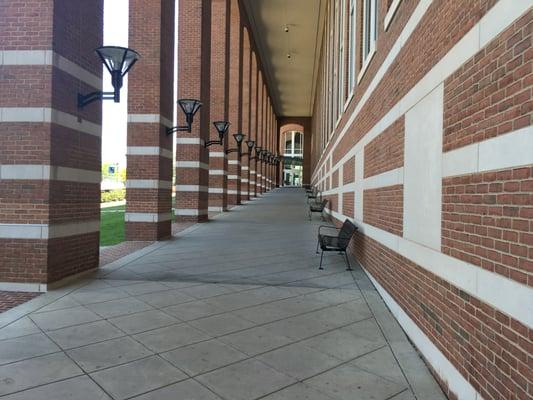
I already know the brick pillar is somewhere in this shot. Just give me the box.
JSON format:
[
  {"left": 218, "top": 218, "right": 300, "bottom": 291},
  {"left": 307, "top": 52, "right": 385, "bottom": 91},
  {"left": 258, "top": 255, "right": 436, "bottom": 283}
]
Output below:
[
  {"left": 257, "top": 75, "right": 264, "bottom": 195},
  {"left": 0, "top": 0, "right": 103, "bottom": 288},
  {"left": 126, "top": 0, "right": 174, "bottom": 240},
  {"left": 240, "top": 28, "right": 251, "bottom": 202},
  {"left": 208, "top": 0, "right": 229, "bottom": 213},
  {"left": 249, "top": 52, "right": 258, "bottom": 198},
  {"left": 227, "top": 0, "right": 242, "bottom": 206},
  {"left": 176, "top": 0, "right": 211, "bottom": 222}
]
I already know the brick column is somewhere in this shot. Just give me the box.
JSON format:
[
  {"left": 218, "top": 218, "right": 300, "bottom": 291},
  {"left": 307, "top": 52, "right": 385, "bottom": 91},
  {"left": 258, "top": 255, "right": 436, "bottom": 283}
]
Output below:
[
  {"left": 227, "top": 0, "right": 242, "bottom": 206},
  {"left": 0, "top": 0, "right": 103, "bottom": 288},
  {"left": 208, "top": 0, "right": 229, "bottom": 213},
  {"left": 126, "top": 0, "right": 174, "bottom": 240},
  {"left": 257, "top": 75, "right": 264, "bottom": 195},
  {"left": 176, "top": 0, "right": 211, "bottom": 222},
  {"left": 240, "top": 28, "right": 251, "bottom": 202},
  {"left": 249, "top": 52, "right": 258, "bottom": 198}
]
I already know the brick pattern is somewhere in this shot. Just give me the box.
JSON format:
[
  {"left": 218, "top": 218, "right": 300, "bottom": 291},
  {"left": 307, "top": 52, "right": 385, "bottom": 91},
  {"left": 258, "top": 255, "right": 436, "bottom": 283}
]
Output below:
[
  {"left": 351, "top": 234, "right": 531, "bottom": 400},
  {"left": 363, "top": 185, "right": 404, "bottom": 236},
  {"left": 342, "top": 192, "right": 354, "bottom": 217},
  {"left": 443, "top": 11, "right": 532, "bottom": 152},
  {"left": 442, "top": 166, "right": 533, "bottom": 287},
  {"left": 364, "top": 117, "right": 404, "bottom": 178},
  {"left": 0, "top": 292, "right": 41, "bottom": 314},
  {"left": 343, "top": 157, "right": 355, "bottom": 184},
  {"left": 331, "top": 169, "right": 339, "bottom": 189}
]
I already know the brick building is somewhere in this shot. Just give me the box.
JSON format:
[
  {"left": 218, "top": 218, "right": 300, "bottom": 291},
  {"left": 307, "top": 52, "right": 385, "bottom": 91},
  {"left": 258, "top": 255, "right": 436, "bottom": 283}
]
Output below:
[{"left": 0, "top": 1, "right": 531, "bottom": 399}]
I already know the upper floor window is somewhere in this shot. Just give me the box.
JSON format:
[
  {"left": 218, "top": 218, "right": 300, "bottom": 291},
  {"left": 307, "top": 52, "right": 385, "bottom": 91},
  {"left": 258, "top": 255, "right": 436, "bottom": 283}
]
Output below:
[
  {"left": 361, "top": 0, "right": 377, "bottom": 73},
  {"left": 338, "top": 0, "right": 346, "bottom": 112},
  {"left": 284, "top": 131, "right": 304, "bottom": 157},
  {"left": 347, "top": 0, "right": 356, "bottom": 92}
]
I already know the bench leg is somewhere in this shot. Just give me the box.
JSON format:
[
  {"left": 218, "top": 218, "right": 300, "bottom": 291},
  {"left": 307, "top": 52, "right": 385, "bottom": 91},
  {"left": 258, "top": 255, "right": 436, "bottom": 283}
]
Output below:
[
  {"left": 344, "top": 251, "right": 353, "bottom": 271},
  {"left": 316, "top": 238, "right": 320, "bottom": 254},
  {"left": 318, "top": 250, "right": 324, "bottom": 270}
]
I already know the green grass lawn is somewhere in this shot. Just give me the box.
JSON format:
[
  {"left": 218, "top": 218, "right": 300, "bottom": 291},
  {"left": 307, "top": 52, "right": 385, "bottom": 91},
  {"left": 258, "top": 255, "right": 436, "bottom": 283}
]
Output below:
[
  {"left": 100, "top": 200, "right": 177, "bottom": 247},
  {"left": 100, "top": 205, "right": 125, "bottom": 246}
]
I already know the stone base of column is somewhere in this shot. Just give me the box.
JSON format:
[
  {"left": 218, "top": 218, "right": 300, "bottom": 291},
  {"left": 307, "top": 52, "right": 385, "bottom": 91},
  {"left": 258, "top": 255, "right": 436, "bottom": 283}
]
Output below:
[
  {"left": 125, "top": 221, "right": 171, "bottom": 241},
  {"left": 175, "top": 215, "right": 208, "bottom": 223}
]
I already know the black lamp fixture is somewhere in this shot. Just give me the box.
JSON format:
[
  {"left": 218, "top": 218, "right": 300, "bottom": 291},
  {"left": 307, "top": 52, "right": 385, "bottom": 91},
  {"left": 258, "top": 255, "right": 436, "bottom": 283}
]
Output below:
[
  {"left": 254, "top": 146, "right": 262, "bottom": 160},
  {"left": 166, "top": 99, "right": 203, "bottom": 135},
  {"left": 205, "top": 121, "right": 230, "bottom": 147},
  {"left": 78, "top": 46, "right": 140, "bottom": 108},
  {"left": 226, "top": 133, "right": 246, "bottom": 155},
  {"left": 242, "top": 139, "right": 255, "bottom": 157}
]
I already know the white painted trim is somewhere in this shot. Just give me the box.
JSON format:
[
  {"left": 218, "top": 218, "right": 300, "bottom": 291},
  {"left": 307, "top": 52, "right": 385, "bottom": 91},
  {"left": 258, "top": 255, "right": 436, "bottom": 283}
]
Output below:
[
  {"left": 125, "top": 179, "right": 172, "bottom": 189},
  {"left": 0, "top": 108, "right": 101, "bottom": 137},
  {"left": 175, "top": 161, "right": 209, "bottom": 170},
  {"left": 242, "top": 179, "right": 249, "bottom": 183},
  {"left": 242, "top": 166, "right": 249, "bottom": 171},
  {"left": 227, "top": 190, "right": 238, "bottom": 195},
  {"left": 0, "top": 220, "right": 99, "bottom": 239},
  {"left": 175, "top": 138, "right": 205, "bottom": 145},
  {"left": 0, "top": 165, "right": 100, "bottom": 183},
  {"left": 365, "top": 272, "right": 480, "bottom": 400},
  {"left": 127, "top": 146, "right": 173, "bottom": 159},
  {"left": 250, "top": 170, "right": 256, "bottom": 175},
  {"left": 228, "top": 175, "right": 239, "bottom": 180},
  {"left": 209, "top": 169, "right": 226, "bottom": 175},
  {"left": 241, "top": 191, "right": 249, "bottom": 195},
  {"left": 175, "top": 185, "right": 208, "bottom": 192},
  {"left": 209, "top": 152, "right": 225, "bottom": 158},
  {"left": 384, "top": 0, "right": 402, "bottom": 31},
  {"left": 208, "top": 188, "right": 224, "bottom": 194},
  {"left": 208, "top": 206, "right": 224, "bottom": 212},
  {"left": 249, "top": 181, "right": 256, "bottom": 185},
  {"left": 228, "top": 160, "right": 240, "bottom": 165},
  {"left": 127, "top": 114, "right": 173, "bottom": 128},
  {"left": 357, "top": 47, "right": 376, "bottom": 84},
  {"left": 442, "top": 126, "right": 533, "bottom": 177},
  {"left": 175, "top": 209, "right": 208, "bottom": 216},
  {"left": 0, "top": 50, "right": 102, "bottom": 89},
  {"left": 363, "top": 167, "right": 404, "bottom": 189},
  {"left": 329, "top": 207, "right": 533, "bottom": 327},
  {"left": 124, "top": 212, "right": 172, "bottom": 223}
]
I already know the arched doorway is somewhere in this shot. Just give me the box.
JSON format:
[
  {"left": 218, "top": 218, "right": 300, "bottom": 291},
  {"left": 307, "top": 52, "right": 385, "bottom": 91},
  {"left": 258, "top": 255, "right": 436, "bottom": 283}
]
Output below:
[{"left": 282, "top": 130, "right": 304, "bottom": 186}]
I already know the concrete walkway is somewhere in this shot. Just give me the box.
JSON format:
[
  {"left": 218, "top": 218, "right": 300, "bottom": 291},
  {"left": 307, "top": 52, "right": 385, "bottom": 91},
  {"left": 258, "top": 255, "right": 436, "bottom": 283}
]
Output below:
[{"left": 0, "top": 188, "right": 446, "bottom": 400}]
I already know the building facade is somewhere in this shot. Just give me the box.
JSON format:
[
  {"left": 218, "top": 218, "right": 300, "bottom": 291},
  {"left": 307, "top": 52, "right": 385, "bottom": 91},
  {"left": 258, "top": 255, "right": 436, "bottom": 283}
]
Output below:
[{"left": 0, "top": 0, "right": 531, "bottom": 399}]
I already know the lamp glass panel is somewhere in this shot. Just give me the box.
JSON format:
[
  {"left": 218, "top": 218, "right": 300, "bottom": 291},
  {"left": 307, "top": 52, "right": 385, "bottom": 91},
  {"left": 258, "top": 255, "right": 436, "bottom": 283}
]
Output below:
[{"left": 96, "top": 46, "right": 140, "bottom": 75}]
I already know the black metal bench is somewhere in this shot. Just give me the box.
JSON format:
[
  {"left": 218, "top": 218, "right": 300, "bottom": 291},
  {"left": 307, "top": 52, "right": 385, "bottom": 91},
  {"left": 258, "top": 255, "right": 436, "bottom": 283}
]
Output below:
[
  {"left": 309, "top": 198, "right": 328, "bottom": 220},
  {"left": 316, "top": 219, "right": 358, "bottom": 270}
]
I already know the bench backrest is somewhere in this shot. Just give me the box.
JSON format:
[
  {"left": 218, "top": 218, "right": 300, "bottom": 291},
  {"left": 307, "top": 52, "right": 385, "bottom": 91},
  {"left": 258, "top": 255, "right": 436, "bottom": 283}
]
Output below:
[{"left": 338, "top": 219, "right": 358, "bottom": 248}]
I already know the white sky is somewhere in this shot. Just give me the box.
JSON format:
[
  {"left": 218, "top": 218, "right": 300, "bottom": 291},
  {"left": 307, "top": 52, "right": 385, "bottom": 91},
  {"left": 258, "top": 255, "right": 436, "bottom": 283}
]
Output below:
[{"left": 102, "top": 0, "right": 128, "bottom": 166}]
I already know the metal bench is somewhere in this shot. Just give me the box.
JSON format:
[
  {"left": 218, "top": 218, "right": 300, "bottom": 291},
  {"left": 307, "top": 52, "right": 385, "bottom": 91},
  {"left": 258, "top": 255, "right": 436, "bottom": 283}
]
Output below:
[
  {"left": 316, "top": 219, "right": 358, "bottom": 270},
  {"left": 309, "top": 198, "right": 328, "bottom": 220}
]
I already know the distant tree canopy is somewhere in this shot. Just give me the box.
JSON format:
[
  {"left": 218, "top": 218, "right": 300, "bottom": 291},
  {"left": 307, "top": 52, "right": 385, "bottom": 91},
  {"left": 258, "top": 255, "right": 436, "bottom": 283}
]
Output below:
[{"left": 102, "top": 162, "right": 126, "bottom": 183}]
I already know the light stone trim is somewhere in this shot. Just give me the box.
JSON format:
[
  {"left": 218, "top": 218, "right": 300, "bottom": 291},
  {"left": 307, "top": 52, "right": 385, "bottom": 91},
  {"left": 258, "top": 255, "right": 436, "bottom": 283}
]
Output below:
[
  {"left": 442, "top": 126, "right": 533, "bottom": 177},
  {"left": 0, "top": 108, "right": 101, "bottom": 137},
  {"left": 0, "top": 165, "right": 100, "bottom": 184},
  {"left": 175, "top": 209, "right": 208, "bottom": 216},
  {"left": 362, "top": 167, "right": 404, "bottom": 190},
  {"left": 242, "top": 166, "right": 249, "bottom": 171},
  {"left": 208, "top": 188, "right": 224, "bottom": 194},
  {"left": 127, "top": 146, "right": 173, "bottom": 159},
  {"left": 0, "top": 50, "right": 102, "bottom": 89},
  {"left": 125, "top": 180, "right": 172, "bottom": 189},
  {"left": 228, "top": 175, "right": 239, "bottom": 180},
  {"left": 175, "top": 185, "right": 208, "bottom": 192},
  {"left": 127, "top": 114, "right": 173, "bottom": 128},
  {"left": 242, "top": 179, "right": 249, "bottom": 183},
  {"left": 209, "top": 169, "right": 226, "bottom": 175},
  {"left": 0, "top": 220, "right": 99, "bottom": 239},
  {"left": 228, "top": 160, "right": 240, "bottom": 165},
  {"left": 209, "top": 152, "right": 226, "bottom": 158},
  {"left": 124, "top": 212, "right": 172, "bottom": 223},
  {"left": 208, "top": 206, "right": 224, "bottom": 212},
  {"left": 175, "top": 161, "right": 209, "bottom": 170},
  {"left": 175, "top": 138, "right": 205, "bottom": 145}
]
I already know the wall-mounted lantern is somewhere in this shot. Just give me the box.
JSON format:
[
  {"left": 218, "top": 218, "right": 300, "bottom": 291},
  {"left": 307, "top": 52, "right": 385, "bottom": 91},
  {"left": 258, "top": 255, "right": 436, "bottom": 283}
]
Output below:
[
  {"left": 205, "top": 121, "right": 230, "bottom": 147},
  {"left": 226, "top": 133, "right": 246, "bottom": 155},
  {"left": 78, "top": 46, "right": 140, "bottom": 109},
  {"left": 254, "top": 146, "right": 262, "bottom": 160},
  {"left": 166, "top": 99, "right": 202, "bottom": 135},
  {"left": 242, "top": 140, "right": 255, "bottom": 157}
]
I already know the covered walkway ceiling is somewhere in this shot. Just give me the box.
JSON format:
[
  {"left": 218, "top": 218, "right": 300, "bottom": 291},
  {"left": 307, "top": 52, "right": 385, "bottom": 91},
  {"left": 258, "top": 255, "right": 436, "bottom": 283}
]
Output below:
[{"left": 243, "top": 0, "right": 325, "bottom": 117}]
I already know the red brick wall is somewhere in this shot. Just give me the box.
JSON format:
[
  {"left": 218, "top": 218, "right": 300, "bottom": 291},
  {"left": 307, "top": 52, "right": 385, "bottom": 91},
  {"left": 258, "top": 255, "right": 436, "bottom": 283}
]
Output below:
[
  {"left": 364, "top": 117, "right": 404, "bottom": 178},
  {"left": 363, "top": 185, "right": 403, "bottom": 236},
  {"left": 343, "top": 157, "right": 355, "bottom": 184},
  {"left": 351, "top": 234, "right": 531, "bottom": 400},
  {"left": 342, "top": 192, "right": 354, "bottom": 217},
  {"left": 443, "top": 11, "right": 532, "bottom": 152},
  {"left": 442, "top": 166, "right": 533, "bottom": 287}
]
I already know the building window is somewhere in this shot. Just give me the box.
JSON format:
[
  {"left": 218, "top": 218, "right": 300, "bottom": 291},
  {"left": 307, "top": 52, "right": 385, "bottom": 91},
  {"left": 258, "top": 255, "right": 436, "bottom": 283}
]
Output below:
[
  {"left": 347, "top": 0, "right": 356, "bottom": 93},
  {"left": 283, "top": 131, "right": 304, "bottom": 157},
  {"left": 361, "top": 0, "right": 377, "bottom": 72},
  {"left": 338, "top": 0, "right": 346, "bottom": 112}
]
